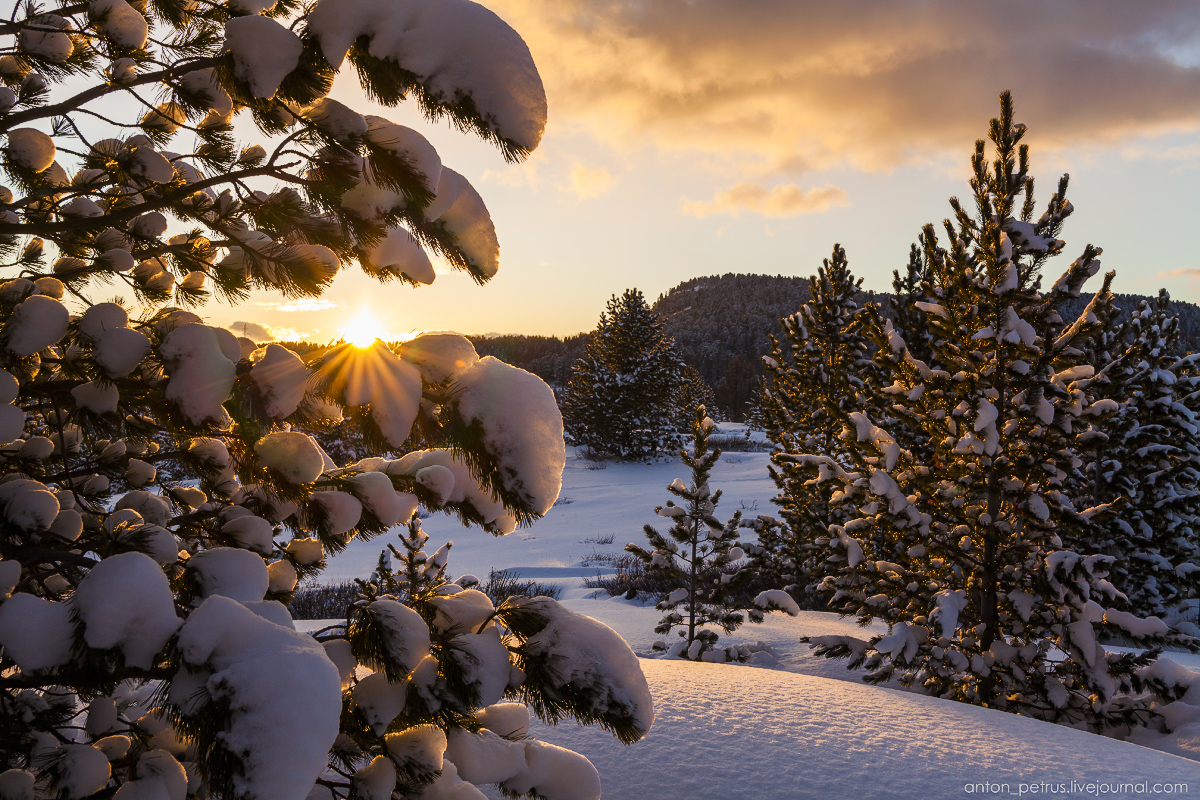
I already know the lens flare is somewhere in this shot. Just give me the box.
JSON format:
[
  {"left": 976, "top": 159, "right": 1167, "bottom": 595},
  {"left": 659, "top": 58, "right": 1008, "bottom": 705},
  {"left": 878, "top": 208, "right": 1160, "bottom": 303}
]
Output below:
[{"left": 339, "top": 312, "right": 387, "bottom": 348}]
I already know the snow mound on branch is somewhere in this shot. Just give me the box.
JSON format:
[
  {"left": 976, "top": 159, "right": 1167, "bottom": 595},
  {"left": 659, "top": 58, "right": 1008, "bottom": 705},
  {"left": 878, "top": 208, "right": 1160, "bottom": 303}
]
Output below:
[
  {"left": 187, "top": 547, "right": 269, "bottom": 602},
  {"left": 6, "top": 128, "right": 56, "bottom": 172},
  {"left": 453, "top": 356, "right": 564, "bottom": 515},
  {"left": 365, "top": 227, "right": 434, "bottom": 285},
  {"left": 402, "top": 333, "right": 478, "bottom": 384},
  {"left": 223, "top": 15, "right": 302, "bottom": 99},
  {"left": 221, "top": 514, "right": 275, "bottom": 554},
  {"left": 256, "top": 431, "right": 325, "bottom": 484},
  {"left": 249, "top": 344, "right": 308, "bottom": 420},
  {"left": 89, "top": 0, "right": 148, "bottom": 49},
  {"left": 366, "top": 598, "right": 431, "bottom": 674},
  {"left": 72, "top": 552, "right": 181, "bottom": 669},
  {"left": 427, "top": 168, "right": 499, "bottom": 277},
  {"left": 302, "top": 98, "right": 367, "bottom": 142},
  {"left": 500, "top": 739, "right": 600, "bottom": 800},
  {"left": 515, "top": 597, "right": 653, "bottom": 739},
  {"left": 7, "top": 295, "right": 68, "bottom": 356},
  {"left": 444, "top": 728, "right": 525, "bottom": 785},
  {"left": 388, "top": 449, "right": 512, "bottom": 532},
  {"left": 364, "top": 116, "right": 442, "bottom": 192},
  {"left": 160, "top": 324, "right": 239, "bottom": 425},
  {"left": 53, "top": 745, "right": 111, "bottom": 800},
  {"left": 172, "top": 596, "right": 341, "bottom": 800},
  {"left": 0, "top": 592, "right": 73, "bottom": 671},
  {"left": 307, "top": 0, "right": 546, "bottom": 152},
  {"left": 307, "top": 490, "right": 362, "bottom": 536},
  {"left": 323, "top": 342, "right": 422, "bottom": 448},
  {"left": 447, "top": 626, "right": 510, "bottom": 707}
]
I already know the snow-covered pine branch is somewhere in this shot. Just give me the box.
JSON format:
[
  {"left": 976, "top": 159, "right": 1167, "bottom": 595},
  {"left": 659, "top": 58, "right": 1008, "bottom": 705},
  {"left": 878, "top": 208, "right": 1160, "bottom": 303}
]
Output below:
[{"left": 0, "top": 2, "right": 651, "bottom": 798}]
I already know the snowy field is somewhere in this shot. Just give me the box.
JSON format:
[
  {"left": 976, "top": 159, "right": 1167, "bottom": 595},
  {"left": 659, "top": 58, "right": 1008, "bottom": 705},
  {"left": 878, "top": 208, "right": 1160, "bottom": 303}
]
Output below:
[
  {"left": 322, "top": 428, "right": 779, "bottom": 585},
  {"left": 316, "top": 429, "right": 1200, "bottom": 798}
]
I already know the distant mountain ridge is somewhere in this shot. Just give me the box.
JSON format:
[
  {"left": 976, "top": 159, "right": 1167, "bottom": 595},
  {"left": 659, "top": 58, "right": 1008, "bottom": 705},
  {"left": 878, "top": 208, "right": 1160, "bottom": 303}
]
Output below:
[{"left": 652, "top": 273, "right": 1200, "bottom": 419}]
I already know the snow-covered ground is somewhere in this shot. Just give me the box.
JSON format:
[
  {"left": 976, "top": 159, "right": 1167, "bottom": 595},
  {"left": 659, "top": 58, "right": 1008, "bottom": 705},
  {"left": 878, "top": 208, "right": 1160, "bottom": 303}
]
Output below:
[
  {"left": 319, "top": 430, "right": 1200, "bottom": 798},
  {"left": 322, "top": 427, "right": 777, "bottom": 584}
]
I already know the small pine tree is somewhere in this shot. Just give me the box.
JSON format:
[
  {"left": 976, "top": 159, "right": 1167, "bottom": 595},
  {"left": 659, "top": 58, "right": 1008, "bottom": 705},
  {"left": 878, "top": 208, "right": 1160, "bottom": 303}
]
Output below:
[
  {"left": 561, "top": 289, "right": 686, "bottom": 459},
  {"left": 316, "top": 522, "right": 653, "bottom": 800},
  {"left": 795, "top": 92, "right": 1197, "bottom": 730},
  {"left": 628, "top": 406, "right": 750, "bottom": 661},
  {"left": 756, "top": 245, "right": 874, "bottom": 605},
  {"left": 672, "top": 364, "right": 720, "bottom": 431}
]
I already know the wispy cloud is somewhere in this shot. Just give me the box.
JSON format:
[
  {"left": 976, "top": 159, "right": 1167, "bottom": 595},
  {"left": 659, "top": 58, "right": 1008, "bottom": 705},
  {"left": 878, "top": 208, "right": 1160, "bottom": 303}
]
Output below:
[
  {"left": 569, "top": 164, "right": 617, "bottom": 198},
  {"left": 1158, "top": 268, "right": 1200, "bottom": 279},
  {"left": 683, "top": 182, "right": 847, "bottom": 218},
  {"left": 481, "top": 148, "right": 548, "bottom": 188},
  {"left": 257, "top": 298, "right": 341, "bottom": 312}
]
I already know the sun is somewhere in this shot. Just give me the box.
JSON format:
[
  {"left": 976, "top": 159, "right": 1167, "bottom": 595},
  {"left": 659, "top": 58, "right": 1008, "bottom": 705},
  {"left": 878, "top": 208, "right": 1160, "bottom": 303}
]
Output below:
[{"left": 339, "top": 312, "right": 389, "bottom": 349}]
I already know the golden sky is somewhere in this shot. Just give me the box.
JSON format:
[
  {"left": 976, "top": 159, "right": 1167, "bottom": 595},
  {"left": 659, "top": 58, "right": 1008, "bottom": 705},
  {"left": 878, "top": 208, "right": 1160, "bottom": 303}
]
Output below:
[{"left": 218, "top": 0, "right": 1200, "bottom": 342}]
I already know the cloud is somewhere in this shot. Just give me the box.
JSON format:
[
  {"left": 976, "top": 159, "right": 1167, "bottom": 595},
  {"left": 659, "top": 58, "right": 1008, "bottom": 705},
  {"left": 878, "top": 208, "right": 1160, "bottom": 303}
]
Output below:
[
  {"left": 1158, "top": 269, "right": 1200, "bottom": 279},
  {"left": 684, "top": 182, "right": 847, "bottom": 218},
  {"left": 487, "top": 0, "right": 1200, "bottom": 169},
  {"left": 258, "top": 298, "right": 341, "bottom": 312},
  {"left": 228, "top": 321, "right": 275, "bottom": 341},
  {"left": 569, "top": 163, "right": 617, "bottom": 197},
  {"left": 481, "top": 148, "right": 548, "bottom": 188},
  {"left": 227, "top": 322, "right": 310, "bottom": 342}
]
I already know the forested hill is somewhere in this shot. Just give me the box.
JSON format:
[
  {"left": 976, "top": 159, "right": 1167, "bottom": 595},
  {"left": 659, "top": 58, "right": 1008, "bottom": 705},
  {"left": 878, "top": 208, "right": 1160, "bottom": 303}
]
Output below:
[{"left": 652, "top": 273, "right": 870, "bottom": 417}]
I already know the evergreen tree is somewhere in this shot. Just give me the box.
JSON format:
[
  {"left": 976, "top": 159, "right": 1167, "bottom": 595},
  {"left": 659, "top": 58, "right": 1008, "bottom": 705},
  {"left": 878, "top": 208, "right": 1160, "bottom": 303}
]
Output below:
[
  {"left": 672, "top": 364, "right": 720, "bottom": 430},
  {"left": 755, "top": 245, "right": 874, "bottom": 606},
  {"left": 561, "top": 288, "right": 685, "bottom": 459},
  {"left": 1071, "top": 292, "right": 1200, "bottom": 618},
  {"left": 629, "top": 406, "right": 764, "bottom": 661},
  {"left": 795, "top": 92, "right": 1196, "bottom": 730},
  {"left": 0, "top": 4, "right": 653, "bottom": 799},
  {"left": 888, "top": 235, "right": 938, "bottom": 367}
]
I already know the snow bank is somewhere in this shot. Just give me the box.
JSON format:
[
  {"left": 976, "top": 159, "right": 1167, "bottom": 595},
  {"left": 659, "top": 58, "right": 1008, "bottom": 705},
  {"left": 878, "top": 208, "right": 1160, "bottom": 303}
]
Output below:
[{"left": 528, "top": 659, "right": 1200, "bottom": 800}]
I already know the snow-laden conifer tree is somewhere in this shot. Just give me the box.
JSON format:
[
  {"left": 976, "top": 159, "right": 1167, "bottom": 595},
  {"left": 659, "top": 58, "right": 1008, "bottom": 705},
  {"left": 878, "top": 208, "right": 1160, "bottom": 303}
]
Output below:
[
  {"left": 1070, "top": 292, "right": 1200, "bottom": 620},
  {"left": 629, "top": 406, "right": 796, "bottom": 661},
  {"left": 754, "top": 245, "right": 873, "bottom": 606},
  {"left": 561, "top": 288, "right": 685, "bottom": 459},
  {"left": 795, "top": 92, "right": 1197, "bottom": 731},
  {"left": 0, "top": 2, "right": 652, "bottom": 798}
]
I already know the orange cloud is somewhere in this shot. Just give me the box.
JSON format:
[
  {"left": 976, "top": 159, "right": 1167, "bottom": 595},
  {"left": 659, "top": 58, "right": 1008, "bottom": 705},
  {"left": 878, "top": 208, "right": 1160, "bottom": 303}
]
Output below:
[
  {"left": 486, "top": 0, "right": 1200, "bottom": 171},
  {"left": 569, "top": 163, "right": 617, "bottom": 197},
  {"left": 684, "top": 182, "right": 848, "bottom": 218}
]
